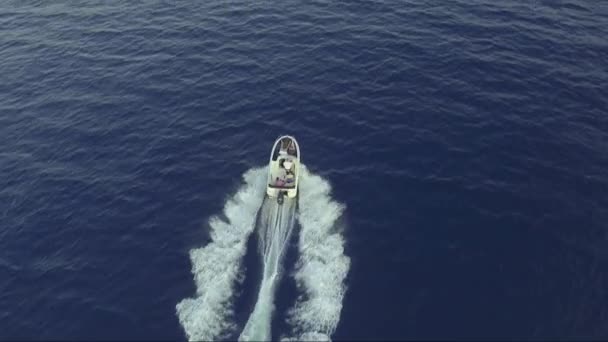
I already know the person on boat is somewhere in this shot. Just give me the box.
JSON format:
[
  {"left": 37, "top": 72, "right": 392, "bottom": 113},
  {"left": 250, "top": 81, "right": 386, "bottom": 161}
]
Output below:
[
  {"left": 282, "top": 138, "right": 290, "bottom": 148},
  {"left": 275, "top": 177, "right": 285, "bottom": 186},
  {"left": 283, "top": 160, "right": 293, "bottom": 175}
]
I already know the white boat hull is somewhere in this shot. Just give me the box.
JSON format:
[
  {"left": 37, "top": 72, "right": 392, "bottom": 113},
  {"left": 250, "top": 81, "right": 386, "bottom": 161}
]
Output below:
[{"left": 266, "top": 135, "right": 300, "bottom": 202}]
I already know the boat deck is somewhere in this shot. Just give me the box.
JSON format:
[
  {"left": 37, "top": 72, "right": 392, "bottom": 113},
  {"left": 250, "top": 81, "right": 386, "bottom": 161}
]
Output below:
[
  {"left": 267, "top": 135, "right": 300, "bottom": 199},
  {"left": 268, "top": 161, "right": 296, "bottom": 188}
]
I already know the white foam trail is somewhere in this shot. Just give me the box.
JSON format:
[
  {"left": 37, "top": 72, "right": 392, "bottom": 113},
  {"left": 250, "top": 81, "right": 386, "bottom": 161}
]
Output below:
[
  {"left": 284, "top": 165, "right": 350, "bottom": 341},
  {"left": 176, "top": 167, "right": 267, "bottom": 342},
  {"left": 239, "top": 197, "right": 297, "bottom": 341}
]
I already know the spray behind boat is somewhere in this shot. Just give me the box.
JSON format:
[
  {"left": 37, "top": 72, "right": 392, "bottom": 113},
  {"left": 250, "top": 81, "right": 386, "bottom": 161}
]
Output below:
[{"left": 239, "top": 136, "right": 300, "bottom": 341}]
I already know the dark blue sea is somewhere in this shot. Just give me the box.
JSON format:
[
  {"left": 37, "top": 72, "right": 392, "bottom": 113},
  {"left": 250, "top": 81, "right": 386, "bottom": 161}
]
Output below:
[{"left": 2, "top": 0, "right": 608, "bottom": 340}]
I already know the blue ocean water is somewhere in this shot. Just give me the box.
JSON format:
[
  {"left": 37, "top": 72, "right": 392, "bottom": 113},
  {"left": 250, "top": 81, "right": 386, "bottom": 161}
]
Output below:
[{"left": 1, "top": 0, "right": 608, "bottom": 340}]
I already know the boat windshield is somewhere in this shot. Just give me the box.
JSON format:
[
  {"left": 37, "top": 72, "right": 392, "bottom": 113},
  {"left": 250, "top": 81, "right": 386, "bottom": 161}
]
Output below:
[{"left": 272, "top": 137, "right": 298, "bottom": 160}]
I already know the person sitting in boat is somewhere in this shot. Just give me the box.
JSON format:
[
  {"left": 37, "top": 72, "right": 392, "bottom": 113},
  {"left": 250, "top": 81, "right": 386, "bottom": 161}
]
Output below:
[
  {"left": 275, "top": 177, "right": 285, "bottom": 187},
  {"left": 287, "top": 141, "right": 296, "bottom": 155},
  {"left": 279, "top": 138, "right": 290, "bottom": 155},
  {"left": 283, "top": 160, "right": 293, "bottom": 175}
]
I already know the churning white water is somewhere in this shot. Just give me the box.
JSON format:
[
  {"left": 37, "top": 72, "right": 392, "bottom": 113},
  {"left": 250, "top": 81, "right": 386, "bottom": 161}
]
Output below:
[
  {"left": 176, "top": 165, "right": 349, "bottom": 342},
  {"left": 175, "top": 168, "right": 267, "bottom": 341},
  {"left": 239, "top": 198, "right": 296, "bottom": 341},
  {"left": 283, "top": 165, "right": 350, "bottom": 341}
]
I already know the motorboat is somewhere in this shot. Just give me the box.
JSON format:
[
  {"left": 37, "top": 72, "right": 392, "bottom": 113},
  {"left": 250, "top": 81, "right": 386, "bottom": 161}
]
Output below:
[{"left": 267, "top": 135, "right": 300, "bottom": 204}]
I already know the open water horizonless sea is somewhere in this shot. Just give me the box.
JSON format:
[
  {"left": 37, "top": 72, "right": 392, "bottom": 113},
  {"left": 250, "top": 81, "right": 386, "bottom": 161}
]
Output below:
[{"left": 1, "top": 0, "right": 607, "bottom": 340}]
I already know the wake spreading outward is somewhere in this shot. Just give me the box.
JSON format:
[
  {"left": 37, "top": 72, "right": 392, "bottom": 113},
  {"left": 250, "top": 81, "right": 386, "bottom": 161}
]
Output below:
[
  {"left": 175, "top": 167, "right": 267, "bottom": 341},
  {"left": 176, "top": 165, "right": 349, "bottom": 341},
  {"left": 239, "top": 197, "right": 296, "bottom": 341},
  {"left": 283, "top": 166, "right": 350, "bottom": 341}
]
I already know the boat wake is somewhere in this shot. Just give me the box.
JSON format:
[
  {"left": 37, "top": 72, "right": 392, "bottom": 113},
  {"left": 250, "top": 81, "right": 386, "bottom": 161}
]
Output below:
[
  {"left": 176, "top": 165, "right": 349, "bottom": 341},
  {"left": 239, "top": 197, "right": 296, "bottom": 341},
  {"left": 175, "top": 168, "right": 267, "bottom": 341},
  {"left": 283, "top": 165, "right": 350, "bottom": 341}
]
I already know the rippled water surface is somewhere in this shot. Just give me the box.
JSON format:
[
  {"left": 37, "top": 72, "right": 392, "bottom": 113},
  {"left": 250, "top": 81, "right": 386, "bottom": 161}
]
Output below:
[{"left": 1, "top": 0, "right": 607, "bottom": 340}]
